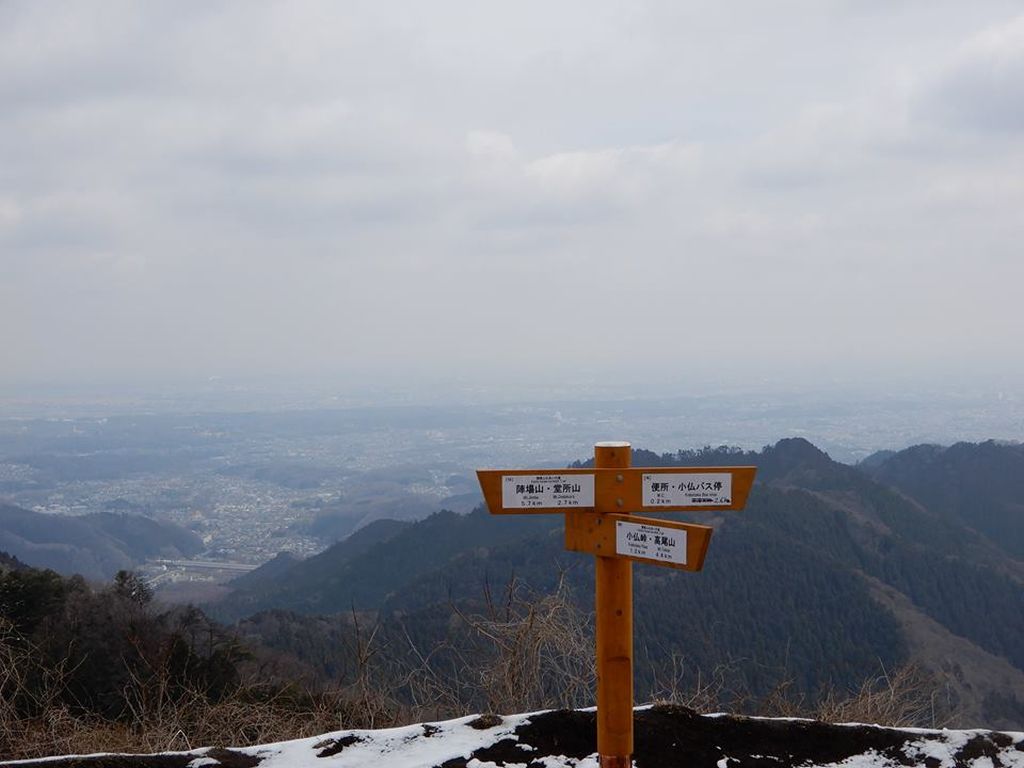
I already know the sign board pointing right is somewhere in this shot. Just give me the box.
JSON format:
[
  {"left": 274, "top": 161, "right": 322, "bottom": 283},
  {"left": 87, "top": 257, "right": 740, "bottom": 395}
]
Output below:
[
  {"left": 564, "top": 511, "right": 714, "bottom": 572},
  {"left": 616, "top": 519, "right": 688, "bottom": 566},
  {"left": 643, "top": 471, "right": 732, "bottom": 507}
]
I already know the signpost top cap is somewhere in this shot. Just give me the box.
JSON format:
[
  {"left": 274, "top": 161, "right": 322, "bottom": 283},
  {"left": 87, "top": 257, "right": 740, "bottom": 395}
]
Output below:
[{"left": 595, "top": 441, "right": 631, "bottom": 448}]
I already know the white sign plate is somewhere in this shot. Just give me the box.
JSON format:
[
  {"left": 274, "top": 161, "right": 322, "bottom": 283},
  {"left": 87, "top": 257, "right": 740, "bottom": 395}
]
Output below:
[
  {"left": 501, "top": 474, "right": 594, "bottom": 509},
  {"left": 615, "top": 520, "right": 687, "bottom": 565},
  {"left": 643, "top": 472, "right": 732, "bottom": 507}
]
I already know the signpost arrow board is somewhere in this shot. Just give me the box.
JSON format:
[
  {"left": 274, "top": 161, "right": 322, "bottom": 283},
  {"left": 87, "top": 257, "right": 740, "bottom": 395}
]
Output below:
[
  {"left": 496, "top": 470, "right": 596, "bottom": 509},
  {"left": 477, "top": 466, "right": 756, "bottom": 514},
  {"left": 564, "top": 511, "right": 713, "bottom": 572},
  {"left": 476, "top": 444, "right": 757, "bottom": 768}
]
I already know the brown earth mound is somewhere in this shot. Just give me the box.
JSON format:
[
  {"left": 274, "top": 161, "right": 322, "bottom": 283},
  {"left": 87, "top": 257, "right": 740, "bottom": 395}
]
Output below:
[{"left": 446, "top": 707, "right": 1021, "bottom": 768}]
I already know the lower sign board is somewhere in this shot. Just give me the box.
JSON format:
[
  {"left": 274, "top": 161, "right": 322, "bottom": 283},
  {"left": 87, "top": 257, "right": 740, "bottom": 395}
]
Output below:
[
  {"left": 616, "top": 519, "right": 687, "bottom": 566},
  {"left": 564, "top": 512, "right": 713, "bottom": 572}
]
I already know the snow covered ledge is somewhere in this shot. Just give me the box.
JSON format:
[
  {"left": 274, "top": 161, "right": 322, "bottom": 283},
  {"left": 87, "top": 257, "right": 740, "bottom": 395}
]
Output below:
[{"left": 1, "top": 706, "right": 1022, "bottom": 768}]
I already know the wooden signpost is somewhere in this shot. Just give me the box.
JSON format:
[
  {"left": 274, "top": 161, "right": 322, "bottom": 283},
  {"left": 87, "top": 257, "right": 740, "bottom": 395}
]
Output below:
[{"left": 477, "top": 442, "right": 756, "bottom": 768}]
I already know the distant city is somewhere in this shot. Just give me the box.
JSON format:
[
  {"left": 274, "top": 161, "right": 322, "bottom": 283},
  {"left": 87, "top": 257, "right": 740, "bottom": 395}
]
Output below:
[{"left": 1, "top": 385, "right": 1021, "bottom": 594}]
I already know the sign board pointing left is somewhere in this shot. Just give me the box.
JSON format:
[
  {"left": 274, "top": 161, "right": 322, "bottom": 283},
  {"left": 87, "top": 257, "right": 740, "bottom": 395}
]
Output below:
[{"left": 502, "top": 473, "right": 595, "bottom": 509}]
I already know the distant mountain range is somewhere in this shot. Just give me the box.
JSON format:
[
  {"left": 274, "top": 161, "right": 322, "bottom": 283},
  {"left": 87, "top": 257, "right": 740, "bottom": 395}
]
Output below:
[
  {"left": 217, "top": 438, "right": 1024, "bottom": 728},
  {"left": 0, "top": 503, "right": 203, "bottom": 580}
]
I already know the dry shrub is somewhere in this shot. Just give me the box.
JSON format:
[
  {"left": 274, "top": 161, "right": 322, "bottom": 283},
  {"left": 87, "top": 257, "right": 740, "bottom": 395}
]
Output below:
[
  {"left": 397, "top": 624, "right": 473, "bottom": 720},
  {"left": 2, "top": 677, "right": 406, "bottom": 759},
  {"left": 118, "top": 686, "right": 379, "bottom": 753},
  {"left": 0, "top": 613, "right": 407, "bottom": 760},
  {"left": 0, "top": 618, "right": 84, "bottom": 759},
  {"left": 647, "top": 654, "right": 742, "bottom": 713},
  {"left": 8, "top": 710, "right": 140, "bottom": 760},
  {"left": 750, "top": 664, "right": 948, "bottom": 728},
  {"left": 2, "top": 578, "right": 953, "bottom": 760},
  {"left": 646, "top": 648, "right": 946, "bottom": 729},
  {"left": 811, "top": 664, "right": 949, "bottom": 727},
  {"left": 466, "top": 575, "right": 594, "bottom": 713},
  {"left": 412, "top": 574, "right": 595, "bottom": 715}
]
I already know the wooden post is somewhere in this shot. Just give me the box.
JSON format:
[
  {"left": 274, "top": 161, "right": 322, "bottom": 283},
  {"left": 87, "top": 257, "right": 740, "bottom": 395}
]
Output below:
[
  {"left": 476, "top": 447, "right": 756, "bottom": 765},
  {"left": 594, "top": 441, "right": 633, "bottom": 768}
]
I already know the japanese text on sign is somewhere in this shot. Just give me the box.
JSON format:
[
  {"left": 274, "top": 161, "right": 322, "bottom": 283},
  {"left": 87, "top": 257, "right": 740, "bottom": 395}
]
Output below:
[
  {"left": 615, "top": 520, "right": 687, "bottom": 565},
  {"left": 501, "top": 474, "right": 595, "bottom": 509},
  {"left": 642, "top": 472, "right": 732, "bottom": 507}
]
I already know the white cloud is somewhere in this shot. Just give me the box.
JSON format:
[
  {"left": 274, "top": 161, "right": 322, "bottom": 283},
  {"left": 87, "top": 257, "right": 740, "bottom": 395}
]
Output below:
[
  {"left": 0, "top": 198, "right": 23, "bottom": 231},
  {"left": 525, "top": 141, "right": 701, "bottom": 204},
  {"left": 1, "top": 1, "right": 1023, "bottom": 391},
  {"left": 920, "top": 14, "right": 1024, "bottom": 134}
]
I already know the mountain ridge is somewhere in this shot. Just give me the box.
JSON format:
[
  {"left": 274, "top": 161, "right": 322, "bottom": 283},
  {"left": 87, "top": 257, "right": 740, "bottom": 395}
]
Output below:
[
  {"left": 216, "top": 438, "right": 1024, "bottom": 727},
  {"left": 0, "top": 502, "right": 203, "bottom": 580},
  {"left": 866, "top": 440, "right": 1024, "bottom": 560}
]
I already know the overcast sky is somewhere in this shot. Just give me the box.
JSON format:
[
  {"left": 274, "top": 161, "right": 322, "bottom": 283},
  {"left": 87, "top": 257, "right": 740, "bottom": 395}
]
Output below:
[{"left": 2, "top": 1, "right": 1023, "bottom": 398}]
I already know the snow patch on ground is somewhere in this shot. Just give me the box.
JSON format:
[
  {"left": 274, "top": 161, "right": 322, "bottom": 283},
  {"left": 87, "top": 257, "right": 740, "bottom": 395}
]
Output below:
[
  {"left": 3, "top": 707, "right": 1023, "bottom": 768},
  {"left": 247, "top": 713, "right": 530, "bottom": 768}
]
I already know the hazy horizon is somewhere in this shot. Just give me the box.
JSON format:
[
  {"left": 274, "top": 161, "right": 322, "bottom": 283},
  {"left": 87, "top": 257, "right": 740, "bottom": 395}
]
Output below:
[{"left": 2, "top": 372, "right": 1022, "bottom": 466}]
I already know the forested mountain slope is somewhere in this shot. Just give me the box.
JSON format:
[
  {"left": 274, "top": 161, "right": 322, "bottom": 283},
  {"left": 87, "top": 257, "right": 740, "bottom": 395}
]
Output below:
[
  {"left": 865, "top": 440, "right": 1024, "bottom": 559},
  {"left": 0, "top": 503, "right": 203, "bottom": 580},
  {"left": 218, "top": 439, "right": 1024, "bottom": 727}
]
